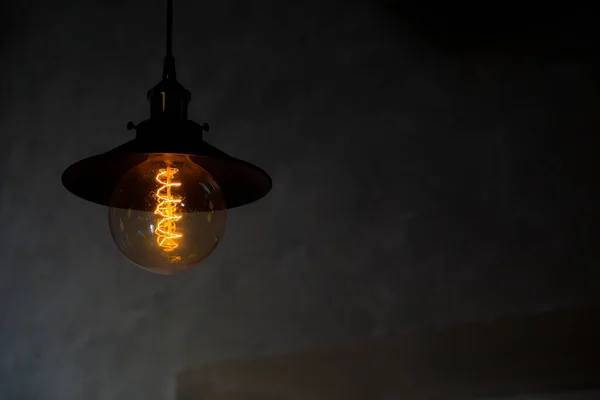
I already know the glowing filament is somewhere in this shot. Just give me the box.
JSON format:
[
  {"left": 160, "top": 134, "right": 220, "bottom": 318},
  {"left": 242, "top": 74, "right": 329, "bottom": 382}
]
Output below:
[{"left": 154, "top": 166, "right": 183, "bottom": 252}]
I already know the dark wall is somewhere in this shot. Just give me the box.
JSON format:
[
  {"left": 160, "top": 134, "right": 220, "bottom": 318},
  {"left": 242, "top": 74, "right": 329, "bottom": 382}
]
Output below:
[{"left": 1, "top": 1, "right": 599, "bottom": 398}]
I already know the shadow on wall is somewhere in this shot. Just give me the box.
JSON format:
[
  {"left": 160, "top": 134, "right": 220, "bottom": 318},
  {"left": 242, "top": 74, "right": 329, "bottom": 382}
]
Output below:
[
  {"left": 177, "top": 385, "right": 286, "bottom": 400},
  {"left": 175, "top": 305, "right": 600, "bottom": 400},
  {"left": 371, "top": 1, "right": 598, "bottom": 60}
]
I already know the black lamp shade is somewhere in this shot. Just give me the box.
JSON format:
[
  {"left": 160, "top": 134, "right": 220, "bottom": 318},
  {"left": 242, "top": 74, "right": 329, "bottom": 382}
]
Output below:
[{"left": 62, "top": 119, "right": 272, "bottom": 211}]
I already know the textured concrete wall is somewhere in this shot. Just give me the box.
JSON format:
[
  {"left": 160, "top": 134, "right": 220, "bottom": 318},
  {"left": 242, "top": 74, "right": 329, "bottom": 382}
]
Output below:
[{"left": 1, "top": 1, "right": 599, "bottom": 399}]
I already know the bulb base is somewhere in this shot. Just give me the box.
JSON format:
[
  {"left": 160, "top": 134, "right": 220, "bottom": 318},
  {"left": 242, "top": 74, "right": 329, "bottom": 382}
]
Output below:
[{"left": 147, "top": 70, "right": 192, "bottom": 121}]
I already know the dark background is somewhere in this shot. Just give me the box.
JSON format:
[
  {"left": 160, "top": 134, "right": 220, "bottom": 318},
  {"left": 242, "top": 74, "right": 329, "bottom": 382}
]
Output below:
[{"left": 1, "top": 0, "right": 599, "bottom": 398}]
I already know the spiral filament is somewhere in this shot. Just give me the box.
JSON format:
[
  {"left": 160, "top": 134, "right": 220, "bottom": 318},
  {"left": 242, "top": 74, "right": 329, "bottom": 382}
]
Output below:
[{"left": 154, "top": 166, "right": 183, "bottom": 252}]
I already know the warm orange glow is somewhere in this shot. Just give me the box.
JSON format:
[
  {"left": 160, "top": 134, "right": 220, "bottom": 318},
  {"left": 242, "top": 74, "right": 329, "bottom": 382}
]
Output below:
[{"left": 154, "top": 166, "right": 183, "bottom": 252}]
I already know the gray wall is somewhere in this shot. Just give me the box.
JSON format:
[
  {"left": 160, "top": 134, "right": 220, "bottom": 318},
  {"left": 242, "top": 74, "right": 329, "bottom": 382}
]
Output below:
[{"left": 1, "top": 1, "right": 599, "bottom": 399}]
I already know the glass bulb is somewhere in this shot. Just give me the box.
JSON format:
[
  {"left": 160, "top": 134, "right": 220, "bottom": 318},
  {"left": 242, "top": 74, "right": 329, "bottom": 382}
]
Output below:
[{"left": 108, "top": 153, "right": 226, "bottom": 274}]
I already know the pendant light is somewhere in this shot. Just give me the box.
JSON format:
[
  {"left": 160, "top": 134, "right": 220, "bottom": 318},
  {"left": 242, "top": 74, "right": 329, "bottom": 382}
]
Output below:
[{"left": 62, "top": 0, "right": 272, "bottom": 274}]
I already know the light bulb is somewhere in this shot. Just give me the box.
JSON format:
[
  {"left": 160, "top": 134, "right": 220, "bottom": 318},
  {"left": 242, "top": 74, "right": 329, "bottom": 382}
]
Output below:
[{"left": 108, "top": 153, "right": 226, "bottom": 274}]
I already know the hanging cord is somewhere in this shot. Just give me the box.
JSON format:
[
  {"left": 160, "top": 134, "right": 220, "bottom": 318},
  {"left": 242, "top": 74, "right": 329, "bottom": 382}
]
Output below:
[
  {"left": 163, "top": 0, "right": 176, "bottom": 80},
  {"left": 166, "top": 0, "right": 173, "bottom": 57}
]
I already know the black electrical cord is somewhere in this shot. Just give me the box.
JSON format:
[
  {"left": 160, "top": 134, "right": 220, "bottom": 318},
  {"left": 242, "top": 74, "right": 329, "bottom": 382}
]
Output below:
[
  {"left": 166, "top": 0, "right": 173, "bottom": 57},
  {"left": 163, "top": 0, "right": 176, "bottom": 80}
]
